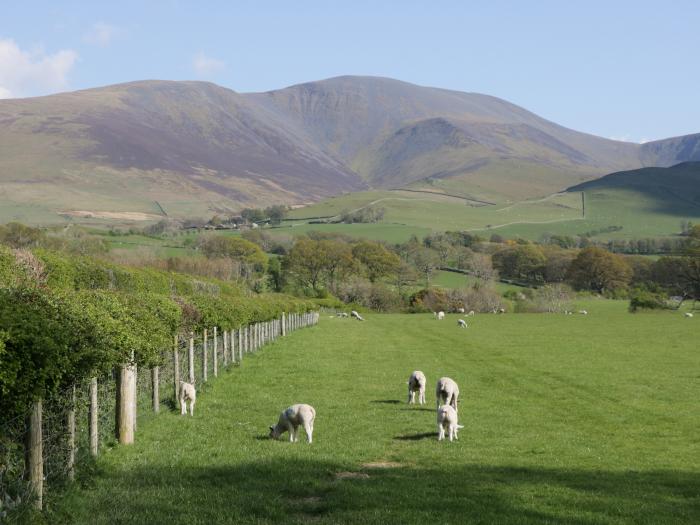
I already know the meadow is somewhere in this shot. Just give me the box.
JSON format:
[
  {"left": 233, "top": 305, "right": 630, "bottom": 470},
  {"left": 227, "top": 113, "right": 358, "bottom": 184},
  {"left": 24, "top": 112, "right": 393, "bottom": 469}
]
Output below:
[{"left": 52, "top": 301, "right": 699, "bottom": 524}]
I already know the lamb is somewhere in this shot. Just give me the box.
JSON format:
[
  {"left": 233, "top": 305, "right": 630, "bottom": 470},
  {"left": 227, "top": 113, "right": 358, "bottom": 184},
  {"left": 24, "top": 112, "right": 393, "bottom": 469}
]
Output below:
[
  {"left": 457, "top": 319, "right": 467, "bottom": 328},
  {"left": 179, "top": 381, "right": 196, "bottom": 416},
  {"left": 437, "top": 404, "right": 464, "bottom": 442},
  {"left": 499, "top": 308, "right": 506, "bottom": 314},
  {"left": 351, "top": 310, "right": 364, "bottom": 321},
  {"left": 269, "top": 403, "right": 316, "bottom": 443},
  {"left": 338, "top": 312, "right": 349, "bottom": 318},
  {"left": 437, "top": 311, "right": 445, "bottom": 320},
  {"left": 579, "top": 310, "right": 588, "bottom": 315},
  {"left": 407, "top": 370, "right": 427, "bottom": 405},
  {"left": 685, "top": 312, "right": 694, "bottom": 318},
  {"left": 435, "top": 377, "right": 459, "bottom": 412},
  {"left": 457, "top": 307, "right": 465, "bottom": 314},
  {"left": 468, "top": 310, "right": 475, "bottom": 317}
]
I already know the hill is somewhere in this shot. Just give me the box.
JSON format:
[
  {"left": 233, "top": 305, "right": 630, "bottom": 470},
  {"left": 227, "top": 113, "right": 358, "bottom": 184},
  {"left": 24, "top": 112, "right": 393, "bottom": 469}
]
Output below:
[
  {"left": 1, "top": 76, "right": 699, "bottom": 225},
  {"left": 0, "top": 80, "right": 366, "bottom": 224}
]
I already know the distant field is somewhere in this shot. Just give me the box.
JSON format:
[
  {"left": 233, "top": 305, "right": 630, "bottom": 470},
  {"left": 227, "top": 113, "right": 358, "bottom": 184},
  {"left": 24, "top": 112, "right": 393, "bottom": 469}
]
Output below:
[
  {"left": 432, "top": 270, "right": 523, "bottom": 294},
  {"left": 288, "top": 187, "right": 700, "bottom": 242},
  {"left": 55, "top": 302, "right": 700, "bottom": 524}
]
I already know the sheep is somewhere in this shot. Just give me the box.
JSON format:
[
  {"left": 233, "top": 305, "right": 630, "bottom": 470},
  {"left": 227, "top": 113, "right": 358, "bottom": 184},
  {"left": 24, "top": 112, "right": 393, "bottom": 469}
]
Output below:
[
  {"left": 437, "top": 404, "right": 464, "bottom": 442},
  {"left": 338, "top": 312, "right": 349, "bottom": 318},
  {"left": 579, "top": 310, "right": 588, "bottom": 315},
  {"left": 685, "top": 312, "right": 694, "bottom": 318},
  {"left": 457, "top": 307, "right": 465, "bottom": 314},
  {"left": 351, "top": 310, "right": 364, "bottom": 321},
  {"left": 179, "top": 381, "right": 196, "bottom": 416},
  {"left": 468, "top": 310, "right": 475, "bottom": 317},
  {"left": 407, "top": 370, "right": 427, "bottom": 405},
  {"left": 437, "top": 311, "right": 445, "bottom": 320},
  {"left": 269, "top": 403, "right": 316, "bottom": 443},
  {"left": 457, "top": 319, "right": 467, "bottom": 328},
  {"left": 435, "top": 377, "right": 459, "bottom": 413},
  {"left": 499, "top": 308, "right": 506, "bottom": 314}
]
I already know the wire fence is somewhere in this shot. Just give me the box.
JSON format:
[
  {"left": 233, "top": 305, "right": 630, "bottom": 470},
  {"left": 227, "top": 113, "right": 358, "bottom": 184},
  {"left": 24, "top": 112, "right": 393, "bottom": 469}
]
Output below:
[{"left": 0, "top": 312, "right": 319, "bottom": 521}]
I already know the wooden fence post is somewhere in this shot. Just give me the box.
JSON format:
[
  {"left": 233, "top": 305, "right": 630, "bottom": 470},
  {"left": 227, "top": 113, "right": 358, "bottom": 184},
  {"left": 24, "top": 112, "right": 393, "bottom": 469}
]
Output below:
[
  {"left": 230, "top": 330, "right": 236, "bottom": 363},
  {"left": 151, "top": 367, "right": 160, "bottom": 413},
  {"left": 173, "top": 335, "right": 180, "bottom": 402},
  {"left": 223, "top": 329, "right": 229, "bottom": 367},
  {"left": 238, "top": 328, "right": 243, "bottom": 358},
  {"left": 282, "top": 312, "right": 286, "bottom": 336},
  {"left": 68, "top": 385, "right": 76, "bottom": 481},
  {"left": 188, "top": 332, "right": 195, "bottom": 384},
  {"left": 203, "top": 329, "right": 208, "bottom": 382},
  {"left": 213, "top": 327, "right": 218, "bottom": 377},
  {"left": 118, "top": 362, "right": 136, "bottom": 445},
  {"left": 89, "top": 377, "right": 98, "bottom": 457},
  {"left": 27, "top": 399, "right": 43, "bottom": 510}
]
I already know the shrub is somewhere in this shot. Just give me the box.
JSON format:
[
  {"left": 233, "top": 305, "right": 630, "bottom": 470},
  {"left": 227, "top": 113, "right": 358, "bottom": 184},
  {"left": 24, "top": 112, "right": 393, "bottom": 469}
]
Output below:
[{"left": 629, "top": 288, "right": 669, "bottom": 312}]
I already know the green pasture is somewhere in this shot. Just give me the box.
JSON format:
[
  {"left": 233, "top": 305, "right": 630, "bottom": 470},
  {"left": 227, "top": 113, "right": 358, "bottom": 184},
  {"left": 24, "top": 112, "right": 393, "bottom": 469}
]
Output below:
[{"left": 53, "top": 302, "right": 699, "bottom": 524}]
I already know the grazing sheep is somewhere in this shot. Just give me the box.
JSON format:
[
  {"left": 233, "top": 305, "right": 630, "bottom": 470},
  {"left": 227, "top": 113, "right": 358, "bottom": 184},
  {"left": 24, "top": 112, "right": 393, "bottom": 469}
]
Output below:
[
  {"left": 579, "top": 310, "right": 588, "bottom": 315},
  {"left": 685, "top": 312, "right": 694, "bottom": 318},
  {"left": 407, "top": 370, "right": 427, "bottom": 405},
  {"left": 468, "top": 310, "right": 475, "bottom": 317},
  {"left": 269, "top": 404, "right": 316, "bottom": 443},
  {"left": 499, "top": 308, "right": 506, "bottom": 314},
  {"left": 457, "top": 319, "right": 467, "bottom": 328},
  {"left": 436, "top": 377, "right": 459, "bottom": 413},
  {"left": 437, "top": 404, "right": 464, "bottom": 442},
  {"left": 338, "top": 312, "right": 349, "bottom": 318},
  {"left": 437, "top": 311, "right": 445, "bottom": 320},
  {"left": 351, "top": 310, "right": 365, "bottom": 321},
  {"left": 457, "top": 307, "right": 465, "bottom": 314},
  {"left": 179, "top": 381, "right": 196, "bottom": 416}
]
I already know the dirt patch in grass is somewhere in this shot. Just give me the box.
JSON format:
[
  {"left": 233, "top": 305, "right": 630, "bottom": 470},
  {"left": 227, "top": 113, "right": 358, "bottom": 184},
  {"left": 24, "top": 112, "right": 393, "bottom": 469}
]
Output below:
[
  {"left": 334, "top": 471, "right": 370, "bottom": 480},
  {"left": 361, "top": 461, "right": 404, "bottom": 469}
]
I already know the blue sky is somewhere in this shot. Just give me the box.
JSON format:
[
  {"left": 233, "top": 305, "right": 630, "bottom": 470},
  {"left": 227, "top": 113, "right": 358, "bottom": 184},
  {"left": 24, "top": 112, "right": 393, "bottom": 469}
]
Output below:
[{"left": 1, "top": 1, "right": 698, "bottom": 142}]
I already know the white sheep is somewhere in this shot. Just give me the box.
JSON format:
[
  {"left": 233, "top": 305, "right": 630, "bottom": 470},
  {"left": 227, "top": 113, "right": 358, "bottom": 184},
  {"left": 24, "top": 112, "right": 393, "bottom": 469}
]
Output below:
[
  {"left": 437, "top": 404, "right": 464, "bottom": 442},
  {"left": 269, "top": 403, "right": 316, "bottom": 443},
  {"left": 685, "top": 312, "right": 694, "bottom": 318},
  {"left": 437, "top": 311, "right": 445, "bottom": 320},
  {"left": 468, "top": 310, "right": 475, "bottom": 317},
  {"left": 499, "top": 308, "right": 506, "bottom": 314},
  {"left": 407, "top": 370, "right": 427, "bottom": 405},
  {"left": 179, "top": 381, "right": 196, "bottom": 416},
  {"left": 338, "top": 312, "right": 349, "bottom": 318},
  {"left": 351, "top": 310, "right": 364, "bottom": 321},
  {"left": 579, "top": 310, "right": 588, "bottom": 315},
  {"left": 457, "top": 319, "right": 467, "bottom": 328},
  {"left": 436, "top": 377, "right": 459, "bottom": 413},
  {"left": 457, "top": 307, "right": 465, "bottom": 314}
]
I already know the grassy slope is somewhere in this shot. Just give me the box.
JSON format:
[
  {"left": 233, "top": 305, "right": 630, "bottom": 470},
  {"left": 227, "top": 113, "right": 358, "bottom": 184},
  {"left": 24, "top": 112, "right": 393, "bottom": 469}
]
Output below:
[
  {"left": 288, "top": 183, "right": 700, "bottom": 241},
  {"left": 55, "top": 303, "right": 699, "bottom": 524}
]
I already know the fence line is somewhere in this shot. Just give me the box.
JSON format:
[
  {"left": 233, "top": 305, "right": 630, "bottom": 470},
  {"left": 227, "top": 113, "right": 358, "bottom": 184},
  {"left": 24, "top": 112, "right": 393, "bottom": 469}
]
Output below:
[{"left": 0, "top": 311, "right": 319, "bottom": 519}]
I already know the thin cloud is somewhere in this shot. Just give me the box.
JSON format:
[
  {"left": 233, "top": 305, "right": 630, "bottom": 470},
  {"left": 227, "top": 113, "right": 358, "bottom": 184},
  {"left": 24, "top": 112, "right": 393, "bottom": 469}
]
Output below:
[
  {"left": 192, "top": 52, "right": 225, "bottom": 77},
  {"left": 0, "top": 38, "right": 77, "bottom": 99},
  {"left": 83, "top": 22, "right": 121, "bottom": 47}
]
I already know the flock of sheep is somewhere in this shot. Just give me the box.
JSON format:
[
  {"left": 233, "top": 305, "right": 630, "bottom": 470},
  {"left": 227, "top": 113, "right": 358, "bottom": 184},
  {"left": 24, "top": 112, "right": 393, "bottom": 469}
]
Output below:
[{"left": 177, "top": 305, "right": 694, "bottom": 442}]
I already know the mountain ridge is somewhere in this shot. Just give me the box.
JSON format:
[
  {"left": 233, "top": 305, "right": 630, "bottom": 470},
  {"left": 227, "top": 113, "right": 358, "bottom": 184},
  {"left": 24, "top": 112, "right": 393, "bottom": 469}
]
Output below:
[{"left": 0, "top": 75, "right": 698, "bottom": 223}]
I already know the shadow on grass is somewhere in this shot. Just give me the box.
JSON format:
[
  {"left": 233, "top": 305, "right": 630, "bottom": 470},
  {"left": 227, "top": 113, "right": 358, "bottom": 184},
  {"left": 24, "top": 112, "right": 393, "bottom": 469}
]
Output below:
[
  {"left": 50, "top": 459, "right": 700, "bottom": 525},
  {"left": 371, "top": 399, "right": 402, "bottom": 404},
  {"left": 393, "top": 432, "right": 436, "bottom": 441},
  {"left": 400, "top": 407, "right": 434, "bottom": 412}
]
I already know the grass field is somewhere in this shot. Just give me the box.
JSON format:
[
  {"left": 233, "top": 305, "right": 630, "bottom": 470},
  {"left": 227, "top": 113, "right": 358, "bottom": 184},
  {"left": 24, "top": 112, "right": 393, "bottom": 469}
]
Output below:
[
  {"left": 287, "top": 187, "right": 700, "bottom": 242},
  {"left": 52, "top": 301, "right": 699, "bottom": 524}
]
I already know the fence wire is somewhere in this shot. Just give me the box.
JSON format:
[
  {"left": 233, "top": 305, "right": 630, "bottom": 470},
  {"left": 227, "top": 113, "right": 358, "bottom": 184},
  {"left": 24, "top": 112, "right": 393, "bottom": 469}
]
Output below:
[{"left": 0, "top": 313, "right": 318, "bottom": 521}]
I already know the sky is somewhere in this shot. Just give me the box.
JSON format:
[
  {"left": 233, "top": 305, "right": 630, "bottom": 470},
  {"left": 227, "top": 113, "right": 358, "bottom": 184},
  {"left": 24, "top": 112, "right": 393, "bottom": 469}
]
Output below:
[{"left": 1, "top": 1, "right": 698, "bottom": 143}]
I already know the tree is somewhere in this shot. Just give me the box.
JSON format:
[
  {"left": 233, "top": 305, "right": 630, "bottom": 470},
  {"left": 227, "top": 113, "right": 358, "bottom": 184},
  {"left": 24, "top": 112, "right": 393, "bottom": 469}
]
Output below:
[
  {"left": 198, "top": 235, "right": 268, "bottom": 275},
  {"left": 265, "top": 205, "right": 288, "bottom": 225},
  {"left": 282, "top": 238, "right": 356, "bottom": 293},
  {"left": 468, "top": 252, "right": 495, "bottom": 281},
  {"left": 566, "top": 247, "right": 632, "bottom": 293},
  {"left": 492, "top": 245, "right": 546, "bottom": 281},
  {"left": 411, "top": 247, "right": 439, "bottom": 287},
  {"left": 352, "top": 241, "right": 400, "bottom": 282}
]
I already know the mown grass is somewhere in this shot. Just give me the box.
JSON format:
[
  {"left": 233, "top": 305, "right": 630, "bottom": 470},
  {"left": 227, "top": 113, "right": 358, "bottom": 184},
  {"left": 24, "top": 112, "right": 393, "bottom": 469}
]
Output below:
[{"left": 49, "top": 301, "right": 699, "bottom": 524}]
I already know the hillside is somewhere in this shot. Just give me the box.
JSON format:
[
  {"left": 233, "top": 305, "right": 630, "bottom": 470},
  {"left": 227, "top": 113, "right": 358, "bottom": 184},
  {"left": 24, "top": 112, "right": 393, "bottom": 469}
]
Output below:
[
  {"left": 1, "top": 76, "right": 699, "bottom": 225},
  {"left": 0, "top": 80, "right": 366, "bottom": 224}
]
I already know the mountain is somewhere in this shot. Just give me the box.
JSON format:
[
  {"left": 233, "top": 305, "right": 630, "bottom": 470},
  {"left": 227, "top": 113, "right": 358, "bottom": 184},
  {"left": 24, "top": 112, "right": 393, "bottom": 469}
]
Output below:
[
  {"left": 0, "top": 75, "right": 698, "bottom": 224},
  {"left": 0, "top": 80, "right": 366, "bottom": 223}
]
